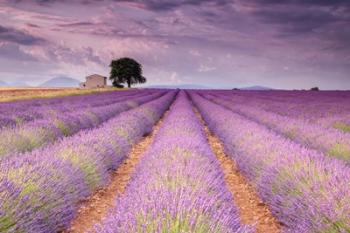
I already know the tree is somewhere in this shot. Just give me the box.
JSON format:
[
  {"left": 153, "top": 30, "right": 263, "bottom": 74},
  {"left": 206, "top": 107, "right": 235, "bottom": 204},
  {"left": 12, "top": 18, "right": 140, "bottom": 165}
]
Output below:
[
  {"left": 109, "top": 57, "right": 146, "bottom": 88},
  {"left": 310, "top": 87, "right": 319, "bottom": 91},
  {"left": 112, "top": 80, "right": 124, "bottom": 88}
]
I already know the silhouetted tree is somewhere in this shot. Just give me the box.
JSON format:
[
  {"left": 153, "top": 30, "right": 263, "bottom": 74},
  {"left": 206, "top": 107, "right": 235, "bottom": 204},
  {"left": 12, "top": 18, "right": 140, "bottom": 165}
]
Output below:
[
  {"left": 112, "top": 80, "right": 124, "bottom": 88},
  {"left": 310, "top": 87, "right": 319, "bottom": 91},
  {"left": 109, "top": 57, "right": 146, "bottom": 88}
]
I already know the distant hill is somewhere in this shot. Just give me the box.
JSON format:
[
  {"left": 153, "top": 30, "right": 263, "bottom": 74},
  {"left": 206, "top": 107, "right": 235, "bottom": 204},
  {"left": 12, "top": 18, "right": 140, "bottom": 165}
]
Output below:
[
  {"left": 39, "top": 77, "right": 80, "bottom": 87},
  {"left": 146, "top": 84, "right": 274, "bottom": 90},
  {"left": 0, "top": 80, "right": 8, "bottom": 87},
  {"left": 241, "top": 85, "right": 273, "bottom": 90},
  {"left": 146, "top": 84, "right": 210, "bottom": 89}
]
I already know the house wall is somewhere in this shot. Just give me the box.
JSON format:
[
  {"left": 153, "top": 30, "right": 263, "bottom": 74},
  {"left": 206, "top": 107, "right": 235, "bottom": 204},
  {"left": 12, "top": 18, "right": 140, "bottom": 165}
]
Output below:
[{"left": 85, "top": 75, "right": 107, "bottom": 88}]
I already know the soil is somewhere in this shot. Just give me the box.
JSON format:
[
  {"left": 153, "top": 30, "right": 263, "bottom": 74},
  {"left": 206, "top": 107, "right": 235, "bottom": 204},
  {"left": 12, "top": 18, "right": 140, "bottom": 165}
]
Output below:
[
  {"left": 195, "top": 109, "right": 282, "bottom": 233},
  {"left": 0, "top": 88, "right": 113, "bottom": 102},
  {"left": 62, "top": 104, "right": 282, "bottom": 233},
  {"left": 62, "top": 113, "right": 166, "bottom": 233}
]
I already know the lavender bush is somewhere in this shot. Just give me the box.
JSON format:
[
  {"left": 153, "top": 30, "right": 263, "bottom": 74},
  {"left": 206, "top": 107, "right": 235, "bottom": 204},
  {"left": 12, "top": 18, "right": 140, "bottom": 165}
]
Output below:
[
  {"left": 0, "top": 91, "right": 175, "bottom": 233},
  {"left": 0, "top": 91, "right": 165, "bottom": 158},
  {"left": 201, "top": 92, "right": 350, "bottom": 162},
  {"left": 190, "top": 92, "right": 350, "bottom": 232},
  {"left": 203, "top": 90, "right": 350, "bottom": 121},
  {"left": 203, "top": 90, "right": 350, "bottom": 133},
  {"left": 95, "top": 91, "right": 252, "bottom": 233},
  {"left": 0, "top": 90, "right": 142, "bottom": 128}
]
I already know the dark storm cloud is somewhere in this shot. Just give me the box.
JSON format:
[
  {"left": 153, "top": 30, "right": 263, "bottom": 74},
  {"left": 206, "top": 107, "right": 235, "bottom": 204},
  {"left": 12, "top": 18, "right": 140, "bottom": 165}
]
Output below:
[
  {"left": 0, "top": 25, "right": 45, "bottom": 45},
  {"left": 253, "top": 8, "right": 339, "bottom": 35},
  {"left": 26, "top": 23, "right": 41, "bottom": 28},
  {"left": 116, "top": 0, "right": 229, "bottom": 11},
  {"left": 10, "top": 0, "right": 72, "bottom": 4},
  {"left": 57, "top": 22, "right": 95, "bottom": 27},
  {"left": 248, "top": 0, "right": 350, "bottom": 24},
  {"left": 247, "top": 0, "right": 350, "bottom": 48},
  {"left": 250, "top": 0, "right": 350, "bottom": 6},
  {"left": 7, "top": 0, "right": 230, "bottom": 11}
]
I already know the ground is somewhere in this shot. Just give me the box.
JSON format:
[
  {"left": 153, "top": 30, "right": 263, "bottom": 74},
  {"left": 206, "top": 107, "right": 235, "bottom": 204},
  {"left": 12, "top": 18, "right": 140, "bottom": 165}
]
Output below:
[{"left": 0, "top": 87, "right": 118, "bottom": 102}]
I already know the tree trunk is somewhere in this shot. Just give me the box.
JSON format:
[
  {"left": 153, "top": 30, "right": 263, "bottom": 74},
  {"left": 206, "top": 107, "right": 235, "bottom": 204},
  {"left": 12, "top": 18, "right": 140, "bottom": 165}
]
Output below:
[{"left": 127, "top": 80, "right": 131, "bottom": 88}]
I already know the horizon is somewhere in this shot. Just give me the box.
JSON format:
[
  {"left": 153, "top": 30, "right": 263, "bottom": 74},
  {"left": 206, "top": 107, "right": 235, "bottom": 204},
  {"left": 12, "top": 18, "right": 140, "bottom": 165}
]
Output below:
[
  {"left": 1, "top": 75, "right": 349, "bottom": 91},
  {"left": 0, "top": 0, "right": 349, "bottom": 90},
  {"left": 1, "top": 77, "right": 347, "bottom": 91}
]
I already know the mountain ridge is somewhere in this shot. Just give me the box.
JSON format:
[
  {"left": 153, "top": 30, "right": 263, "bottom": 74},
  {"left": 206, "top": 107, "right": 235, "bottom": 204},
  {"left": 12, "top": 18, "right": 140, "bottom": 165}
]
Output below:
[
  {"left": 39, "top": 77, "right": 81, "bottom": 87},
  {"left": 146, "top": 84, "right": 211, "bottom": 89},
  {"left": 0, "top": 80, "right": 8, "bottom": 87},
  {"left": 240, "top": 85, "right": 273, "bottom": 90}
]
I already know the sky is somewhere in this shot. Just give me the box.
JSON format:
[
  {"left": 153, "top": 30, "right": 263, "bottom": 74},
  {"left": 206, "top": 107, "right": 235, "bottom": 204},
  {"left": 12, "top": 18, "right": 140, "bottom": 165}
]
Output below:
[{"left": 0, "top": 0, "right": 349, "bottom": 89}]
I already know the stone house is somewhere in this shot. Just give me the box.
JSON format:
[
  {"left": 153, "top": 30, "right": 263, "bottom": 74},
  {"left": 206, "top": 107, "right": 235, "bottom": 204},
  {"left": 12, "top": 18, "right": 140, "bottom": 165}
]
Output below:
[{"left": 79, "top": 74, "right": 107, "bottom": 88}]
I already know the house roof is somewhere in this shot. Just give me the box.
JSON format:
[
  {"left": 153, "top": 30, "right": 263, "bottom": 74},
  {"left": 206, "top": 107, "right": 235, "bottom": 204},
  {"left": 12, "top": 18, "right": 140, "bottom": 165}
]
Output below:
[{"left": 86, "top": 74, "right": 106, "bottom": 79}]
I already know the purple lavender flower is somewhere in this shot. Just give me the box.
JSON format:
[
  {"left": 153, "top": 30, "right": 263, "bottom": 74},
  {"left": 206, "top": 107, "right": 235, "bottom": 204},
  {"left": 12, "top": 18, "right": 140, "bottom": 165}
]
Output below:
[
  {"left": 95, "top": 91, "right": 252, "bottom": 233},
  {"left": 190, "top": 91, "right": 350, "bottom": 232},
  {"left": 200, "top": 91, "right": 350, "bottom": 162},
  {"left": 0, "top": 91, "right": 165, "bottom": 158},
  {"left": 0, "top": 91, "right": 176, "bottom": 233}
]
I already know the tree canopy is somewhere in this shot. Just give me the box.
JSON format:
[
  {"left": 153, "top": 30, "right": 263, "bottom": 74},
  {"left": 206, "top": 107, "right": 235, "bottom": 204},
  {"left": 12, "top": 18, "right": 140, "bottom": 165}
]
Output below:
[{"left": 109, "top": 57, "right": 146, "bottom": 88}]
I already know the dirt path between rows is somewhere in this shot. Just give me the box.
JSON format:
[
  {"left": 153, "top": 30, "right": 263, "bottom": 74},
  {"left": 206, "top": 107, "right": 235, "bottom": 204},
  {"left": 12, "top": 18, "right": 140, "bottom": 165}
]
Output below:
[
  {"left": 194, "top": 109, "right": 282, "bottom": 233},
  {"left": 63, "top": 112, "right": 167, "bottom": 233}
]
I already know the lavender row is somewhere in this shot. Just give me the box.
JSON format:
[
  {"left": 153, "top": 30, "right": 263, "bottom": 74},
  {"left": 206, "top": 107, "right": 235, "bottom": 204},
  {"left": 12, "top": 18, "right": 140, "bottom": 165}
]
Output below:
[
  {"left": 95, "top": 91, "right": 251, "bottom": 233},
  {"left": 0, "top": 90, "right": 121, "bottom": 124},
  {"left": 0, "top": 90, "right": 144, "bottom": 128},
  {"left": 190, "top": 92, "right": 350, "bottom": 232},
  {"left": 317, "top": 115, "right": 350, "bottom": 133},
  {"left": 0, "top": 91, "right": 176, "bottom": 233},
  {"left": 0, "top": 89, "right": 136, "bottom": 112},
  {"left": 0, "top": 91, "right": 165, "bottom": 158},
  {"left": 201, "top": 92, "right": 350, "bottom": 162},
  {"left": 206, "top": 90, "right": 350, "bottom": 120},
  {"left": 0, "top": 90, "right": 152, "bottom": 135},
  {"left": 206, "top": 90, "right": 350, "bottom": 133}
]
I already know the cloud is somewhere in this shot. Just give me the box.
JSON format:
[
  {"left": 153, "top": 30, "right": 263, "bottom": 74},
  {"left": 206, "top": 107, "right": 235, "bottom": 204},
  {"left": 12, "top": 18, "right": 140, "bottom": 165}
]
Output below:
[
  {"left": 253, "top": 8, "right": 339, "bottom": 35},
  {"left": 0, "top": 25, "right": 45, "bottom": 45},
  {"left": 0, "top": 0, "right": 349, "bottom": 89},
  {"left": 3, "top": 0, "right": 71, "bottom": 4},
  {"left": 246, "top": 0, "right": 350, "bottom": 54},
  {"left": 0, "top": 42, "right": 38, "bottom": 61},
  {"left": 247, "top": 0, "right": 350, "bottom": 34},
  {"left": 124, "top": 0, "right": 229, "bottom": 11},
  {"left": 198, "top": 64, "right": 216, "bottom": 72},
  {"left": 26, "top": 23, "right": 41, "bottom": 28},
  {"left": 56, "top": 21, "right": 95, "bottom": 27},
  {"left": 249, "top": 0, "right": 350, "bottom": 6},
  {"left": 169, "top": 71, "right": 182, "bottom": 84},
  {"left": 5, "top": 0, "right": 230, "bottom": 11},
  {"left": 42, "top": 44, "right": 104, "bottom": 66}
]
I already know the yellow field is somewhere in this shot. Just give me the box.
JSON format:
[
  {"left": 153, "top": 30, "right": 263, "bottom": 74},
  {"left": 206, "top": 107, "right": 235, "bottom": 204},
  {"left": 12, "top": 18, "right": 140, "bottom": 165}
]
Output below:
[{"left": 0, "top": 87, "right": 121, "bottom": 102}]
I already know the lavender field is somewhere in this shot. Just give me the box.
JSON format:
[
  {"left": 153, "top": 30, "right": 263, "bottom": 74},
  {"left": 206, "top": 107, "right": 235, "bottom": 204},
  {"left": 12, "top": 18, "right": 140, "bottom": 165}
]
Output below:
[{"left": 0, "top": 89, "right": 349, "bottom": 233}]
